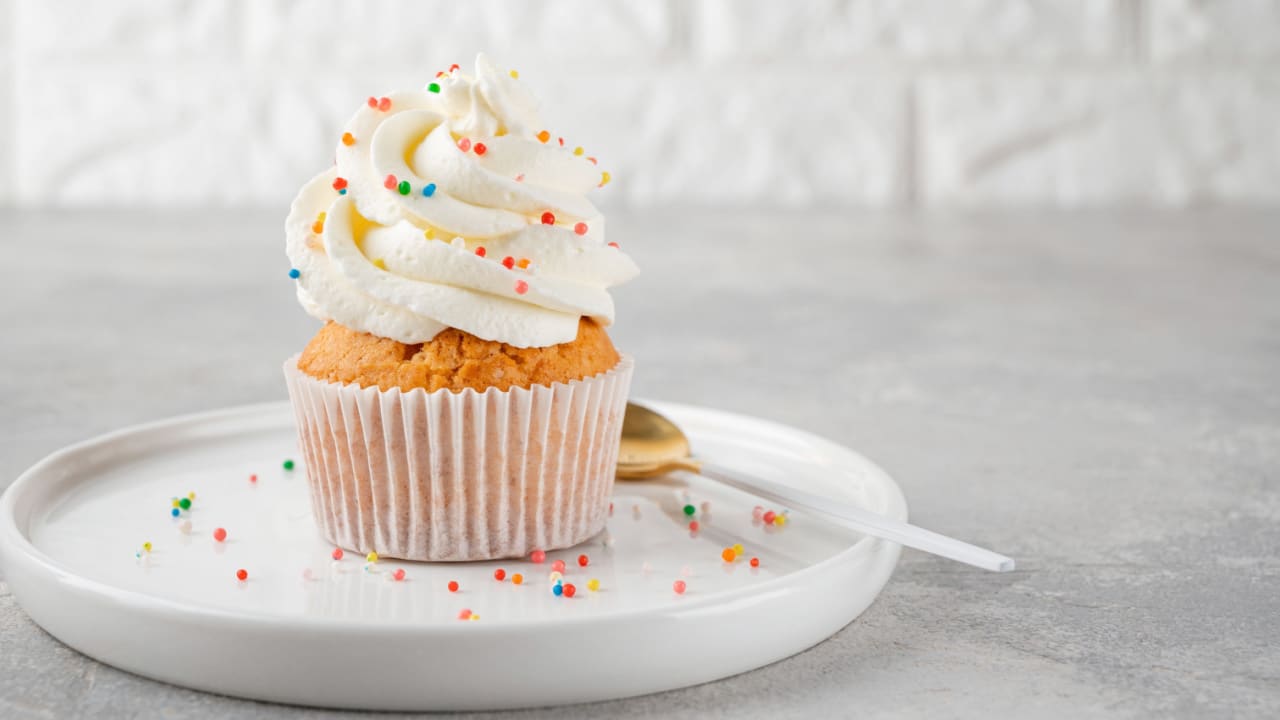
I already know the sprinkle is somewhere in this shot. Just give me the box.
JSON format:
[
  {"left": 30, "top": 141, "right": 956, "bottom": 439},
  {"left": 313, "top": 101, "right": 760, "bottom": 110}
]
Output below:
[
  {"left": 515, "top": 173, "right": 525, "bottom": 182},
  {"left": 549, "top": 571, "right": 563, "bottom": 583},
  {"left": 733, "top": 543, "right": 744, "bottom": 555},
  {"left": 600, "top": 171, "right": 611, "bottom": 187},
  {"left": 178, "top": 498, "right": 191, "bottom": 510},
  {"left": 531, "top": 549, "right": 546, "bottom": 563},
  {"left": 509, "top": 69, "right": 519, "bottom": 79},
  {"left": 188, "top": 492, "right": 196, "bottom": 500},
  {"left": 673, "top": 580, "right": 687, "bottom": 595},
  {"left": 574, "top": 222, "right": 588, "bottom": 235},
  {"left": 469, "top": 614, "right": 480, "bottom": 621},
  {"left": 537, "top": 130, "right": 550, "bottom": 143},
  {"left": 563, "top": 583, "right": 577, "bottom": 598},
  {"left": 142, "top": 542, "right": 152, "bottom": 552},
  {"left": 558, "top": 137, "right": 565, "bottom": 146},
  {"left": 573, "top": 146, "right": 584, "bottom": 156},
  {"left": 249, "top": 474, "right": 257, "bottom": 483},
  {"left": 587, "top": 156, "right": 598, "bottom": 165},
  {"left": 750, "top": 557, "right": 760, "bottom": 568},
  {"left": 283, "top": 459, "right": 295, "bottom": 471},
  {"left": 516, "top": 258, "right": 530, "bottom": 269},
  {"left": 552, "top": 584, "right": 563, "bottom": 596},
  {"left": 722, "top": 547, "right": 736, "bottom": 562},
  {"left": 236, "top": 569, "right": 248, "bottom": 581},
  {"left": 774, "top": 513, "right": 788, "bottom": 526},
  {"left": 514, "top": 280, "right": 529, "bottom": 295},
  {"left": 288, "top": 268, "right": 300, "bottom": 279},
  {"left": 427, "top": 83, "right": 441, "bottom": 93},
  {"left": 457, "top": 608, "right": 472, "bottom": 620},
  {"left": 171, "top": 508, "right": 180, "bottom": 517},
  {"left": 384, "top": 174, "right": 398, "bottom": 190},
  {"left": 607, "top": 242, "right": 620, "bottom": 249},
  {"left": 475, "top": 246, "right": 486, "bottom": 257},
  {"left": 701, "top": 501, "right": 712, "bottom": 513},
  {"left": 457, "top": 137, "right": 472, "bottom": 152},
  {"left": 330, "top": 548, "right": 344, "bottom": 561},
  {"left": 762, "top": 510, "right": 776, "bottom": 524},
  {"left": 577, "top": 554, "right": 589, "bottom": 568},
  {"left": 683, "top": 504, "right": 696, "bottom": 517},
  {"left": 172, "top": 498, "right": 181, "bottom": 508},
  {"left": 450, "top": 63, "right": 460, "bottom": 72},
  {"left": 448, "top": 580, "right": 459, "bottom": 592},
  {"left": 392, "top": 568, "right": 406, "bottom": 581},
  {"left": 396, "top": 180, "right": 410, "bottom": 195},
  {"left": 551, "top": 559, "right": 567, "bottom": 573},
  {"left": 424, "top": 227, "right": 436, "bottom": 239},
  {"left": 341, "top": 132, "right": 355, "bottom": 146},
  {"left": 312, "top": 216, "right": 325, "bottom": 234},
  {"left": 213, "top": 528, "right": 227, "bottom": 542},
  {"left": 422, "top": 183, "right": 436, "bottom": 197},
  {"left": 688, "top": 520, "right": 699, "bottom": 532},
  {"left": 587, "top": 578, "right": 600, "bottom": 592},
  {"left": 179, "top": 520, "right": 191, "bottom": 534},
  {"left": 367, "top": 97, "right": 378, "bottom": 108},
  {"left": 752, "top": 505, "right": 764, "bottom": 520},
  {"left": 366, "top": 551, "right": 378, "bottom": 563},
  {"left": 372, "top": 258, "right": 387, "bottom": 270},
  {"left": 502, "top": 256, "right": 515, "bottom": 269},
  {"left": 474, "top": 142, "right": 487, "bottom": 156},
  {"left": 541, "top": 212, "right": 555, "bottom": 225},
  {"left": 377, "top": 97, "right": 391, "bottom": 112},
  {"left": 512, "top": 573, "right": 524, "bottom": 585},
  {"left": 332, "top": 177, "right": 348, "bottom": 191}
]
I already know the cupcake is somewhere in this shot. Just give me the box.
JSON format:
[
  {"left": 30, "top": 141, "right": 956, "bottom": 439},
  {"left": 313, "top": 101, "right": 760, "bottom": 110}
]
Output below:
[{"left": 283, "top": 54, "right": 637, "bottom": 561}]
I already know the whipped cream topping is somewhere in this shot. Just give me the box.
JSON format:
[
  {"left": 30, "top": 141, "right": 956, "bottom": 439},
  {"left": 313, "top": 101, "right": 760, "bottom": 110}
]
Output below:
[{"left": 286, "top": 54, "right": 637, "bottom": 348}]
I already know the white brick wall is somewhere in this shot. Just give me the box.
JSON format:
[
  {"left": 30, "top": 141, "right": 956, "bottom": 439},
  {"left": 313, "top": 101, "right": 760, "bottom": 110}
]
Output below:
[{"left": 1, "top": 0, "right": 1277, "bottom": 209}]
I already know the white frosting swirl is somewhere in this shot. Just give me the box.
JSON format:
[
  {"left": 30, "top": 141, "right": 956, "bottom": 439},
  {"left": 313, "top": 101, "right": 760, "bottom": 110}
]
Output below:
[{"left": 285, "top": 53, "right": 636, "bottom": 348}]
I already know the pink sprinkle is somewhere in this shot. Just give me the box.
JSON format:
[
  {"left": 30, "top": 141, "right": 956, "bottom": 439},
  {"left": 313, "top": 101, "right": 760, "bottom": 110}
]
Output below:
[
  {"left": 531, "top": 549, "right": 546, "bottom": 563},
  {"left": 213, "top": 528, "right": 227, "bottom": 542},
  {"left": 752, "top": 505, "right": 765, "bottom": 520},
  {"left": 384, "top": 174, "right": 398, "bottom": 189},
  {"left": 514, "top": 279, "right": 529, "bottom": 295},
  {"left": 457, "top": 608, "right": 472, "bottom": 620},
  {"left": 515, "top": 174, "right": 525, "bottom": 182},
  {"left": 551, "top": 559, "right": 566, "bottom": 573},
  {"left": 673, "top": 580, "right": 687, "bottom": 594},
  {"left": 457, "top": 137, "right": 472, "bottom": 152},
  {"left": 608, "top": 242, "right": 620, "bottom": 248},
  {"left": 331, "top": 547, "right": 344, "bottom": 561},
  {"left": 392, "top": 568, "right": 406, "bottom": 581},
  {"left": 574, "top": 222, "right": 588, "bottom": 235},
  {"left": 377, "top": 97, "right": 391, "bottom": 111},
  {"left": 587, "top": 156, "right": 598, "bottom": 165},
  {"left": 689, "top": 520, "right": 700, "bottom": 532},
  {"left": 249, "top": 474, "right": 257, "bottom": 483},
  {"left": 367, "top": 97, "right": 378, "bottom": 108}
]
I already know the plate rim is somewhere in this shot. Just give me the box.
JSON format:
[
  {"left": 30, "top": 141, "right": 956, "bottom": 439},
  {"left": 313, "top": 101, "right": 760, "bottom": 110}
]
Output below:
[{"left": 0, "top": 399, "right": 907, "bottom": 636}]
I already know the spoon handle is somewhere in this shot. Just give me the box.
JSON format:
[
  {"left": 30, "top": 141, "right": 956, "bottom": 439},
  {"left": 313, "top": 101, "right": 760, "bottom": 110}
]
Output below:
[{"left": 698, "top": 463, "right": 1015, "bottom": 573}]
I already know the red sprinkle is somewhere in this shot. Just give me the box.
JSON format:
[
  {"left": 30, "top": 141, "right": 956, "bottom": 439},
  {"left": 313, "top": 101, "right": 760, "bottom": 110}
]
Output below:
[
  {"left": 213, "top": 528, "right": 227, "bottom": 542},
  {"left": 383, "top": 174, "right": 398, "bottom": 189},
  {"left": 475, "top": 246, "right": 486, "bottom": 257},
  {"left": 392, "top": 568, "right": 406, "bottom": 581},
  {"left": 689, "top": 520, "right": 700, "bottom": 532},
  {"left": 563, "top": 583, "right": 577, "bottom": 598},
  {"left": 332, "top": 177, "right": 348, "bottom": 191},
  {"left": 577, "top": 554, "right": 589, "bottom": 567},
  {"left": 551, "top": 559, "right": 566, "bottom": 573},
  {"left": 574, "top": 222, "right": 588, "bottom": 235},
  {"left": 249, "top": 474, "right": 257, "bottom": 483},
  {"left": 531, "top": 549, "right": 546, "bottom": 563},
  {"left": 457, "top": 137, "right": 472, "bottom": 152},
  {"left": 587, "top": 156, "right": 598, "bottom": 165},
  {"left": 447, "top": 580, "right": 459, "bottom": 593},
  {"left": 457, "top": 608, "right": 472, "bottom": 620},
  {"left": 750, "top": 557, "right": 760, "bottom": 568},
  {"left": 608, "top": 242, "right": 620, "bottom": 248},
  {"left": 514, "top": 280, "right": 529, "bottom": 295},
  {"left": 502, "top": 256, "right": 515, "bottom": 269},
  {"left": 673, "top": 580, "right": 686, "bottom": 594},
  {"left": 473, "top": 142, "right": 487, "bottom": 156},
  {"left": 332, "top": 547, "right": 344, "bottom": 561},
  {"left": 541, "top": 212, "right": 555, "bottom": 225},
  {"left": 377, "top": 97, "right": 391, "bottom": 111},
  {"left": 762, "top": 510, "right": 777, "bottom": 524},
  {"left": 558, "top": 137, "right": 564, "bottom": 146},
  {"left": 236, "top": 569, "right": 248, "bottom": 581},
  {"left": 450, "top": 63, "right": 460, "bottom": 72},
  {"left": 494, "top": 568, "right": 506, "bottom": 581},
  {"left": 367, "top": 97, "right": 378, "bottom": 108}
]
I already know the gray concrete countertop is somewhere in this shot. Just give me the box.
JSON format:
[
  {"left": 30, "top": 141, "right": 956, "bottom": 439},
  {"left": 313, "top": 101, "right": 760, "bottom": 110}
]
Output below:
[{"left": 2, "top": 208, "right": 1278, "bottom": 719}]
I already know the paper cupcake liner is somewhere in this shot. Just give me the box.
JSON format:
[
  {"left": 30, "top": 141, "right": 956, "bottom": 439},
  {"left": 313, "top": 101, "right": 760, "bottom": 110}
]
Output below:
[{"left": 283, "top": 355, "right": 634, "bottom": 562}]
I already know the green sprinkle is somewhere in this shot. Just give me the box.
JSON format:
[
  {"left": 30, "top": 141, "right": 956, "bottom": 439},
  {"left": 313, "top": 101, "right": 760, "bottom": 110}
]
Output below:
[
  {"left": 682, "top": 504, "right": 696, "bottom": 516},
  {"left": 397, "top": 180, "right": 410, "bottom": 195},
  {"left": 178, "top": 498, "right": 191, "bottom": 510},
  {"left": 427, "top": 83, "right": 440, "bottom": 93},
  {"left": 283, "top": 459, "right": 295, "bottom": 471}
]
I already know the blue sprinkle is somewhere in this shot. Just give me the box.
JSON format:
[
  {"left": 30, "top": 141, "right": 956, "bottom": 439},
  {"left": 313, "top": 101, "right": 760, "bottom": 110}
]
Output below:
[
  {"left": 171, "top": 508, "right": 180, "bottom": 518},
  {"left": 552, "top": 584, "right": 563, "bottom": 596},
  {"left": 422, "top": 183, "right": 437, "bottom": 197},
  {"left": 288, "top": 268, "right": 301, "bottom": 279},
  {"left": 338, "top": 188, "right": 347, "bottom": 195}
]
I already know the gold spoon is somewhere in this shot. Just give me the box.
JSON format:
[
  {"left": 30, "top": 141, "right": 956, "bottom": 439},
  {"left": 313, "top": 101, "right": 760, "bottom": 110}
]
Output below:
[{"left": 616, "top": 403, "right": 1015, "bottom": 572}]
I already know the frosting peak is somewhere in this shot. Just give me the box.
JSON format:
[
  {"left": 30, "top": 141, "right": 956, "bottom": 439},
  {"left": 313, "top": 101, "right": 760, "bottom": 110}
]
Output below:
[{"left": 285, "top": 54, "right": 636, "bottom": 348}]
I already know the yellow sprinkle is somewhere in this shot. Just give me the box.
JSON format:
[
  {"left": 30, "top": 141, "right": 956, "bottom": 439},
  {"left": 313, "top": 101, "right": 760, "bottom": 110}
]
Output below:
[
  {"left": 587, "top": 579, "right": 600, "bottom": 592},
  {"left": 509, "top": 69, "right": 519, "bottom": 79},
  {"left": 372, "top": 258, "right": 387, "bottom": 270},
  {"left": 366, "top": 552, "right": 378, "bottom": 563},
  {"left": 424, "top": 228, "right": 436, "bottom": 240},
  {"left": 774, "top": 514, "right": 787, "bottom": 527},
  {"left": 142, "top": 542, "right": 152, "bottom": 552},
  {"left": 172, "top": 499, "right": 181, "bottom": 508},
  {"left": 187, "top": 492, "right": 196, "bottom": 500},
  {"left": 599, "top": 171, "right": 611, "bottom": 187},
  {"left": 469, "top": 614, "right": 480, "bottom": 621},
  {"left": 732, "top": 543, "right": 744, "bottom": 556},
  {"left": 573, "top": 146, "right": 584, "bottom": 156}
]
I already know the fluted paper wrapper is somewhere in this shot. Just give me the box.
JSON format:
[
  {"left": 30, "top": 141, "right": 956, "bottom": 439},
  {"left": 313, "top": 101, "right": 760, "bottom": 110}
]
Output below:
[{"left": 284, "top": 355, "right": 634, "bottom": 561}]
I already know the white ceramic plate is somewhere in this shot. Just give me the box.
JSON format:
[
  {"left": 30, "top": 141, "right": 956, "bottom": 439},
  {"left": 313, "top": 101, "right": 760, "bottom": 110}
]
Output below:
[{"left": 0, "top": 400, "right": 905, "bottom": 711}]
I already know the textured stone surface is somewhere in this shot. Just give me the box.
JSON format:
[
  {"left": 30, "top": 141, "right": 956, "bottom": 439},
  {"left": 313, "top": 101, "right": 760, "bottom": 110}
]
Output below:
[
  {"left": 2, "top": 208, "right": 1279, "bottom": 718},
  {"left": 919, "top": 73, "right": 1280, "bottom": 206},
  {"left": 693, "top": 0, "right": 1127, "bottom": 61},
  {"left": 1149, "top": 0, "right": 1280, "bottom": 61}
]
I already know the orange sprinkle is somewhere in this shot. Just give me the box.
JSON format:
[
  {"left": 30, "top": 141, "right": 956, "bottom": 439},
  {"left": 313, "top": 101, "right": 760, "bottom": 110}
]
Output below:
[
  {"left": 341, "top": 132, "right": 355, "bottom": 146},
  {"left": 512, "top": 573, "right": 524, "bottom": 585},
  {"left": 516, "top": 258, "right": 530, "bottom": 269},
  {"left": 536, "top": 130, "right": 550, "bottom": 143},
  {"left": 721, "top": 547, "right": 736, "bottom": 562}
]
